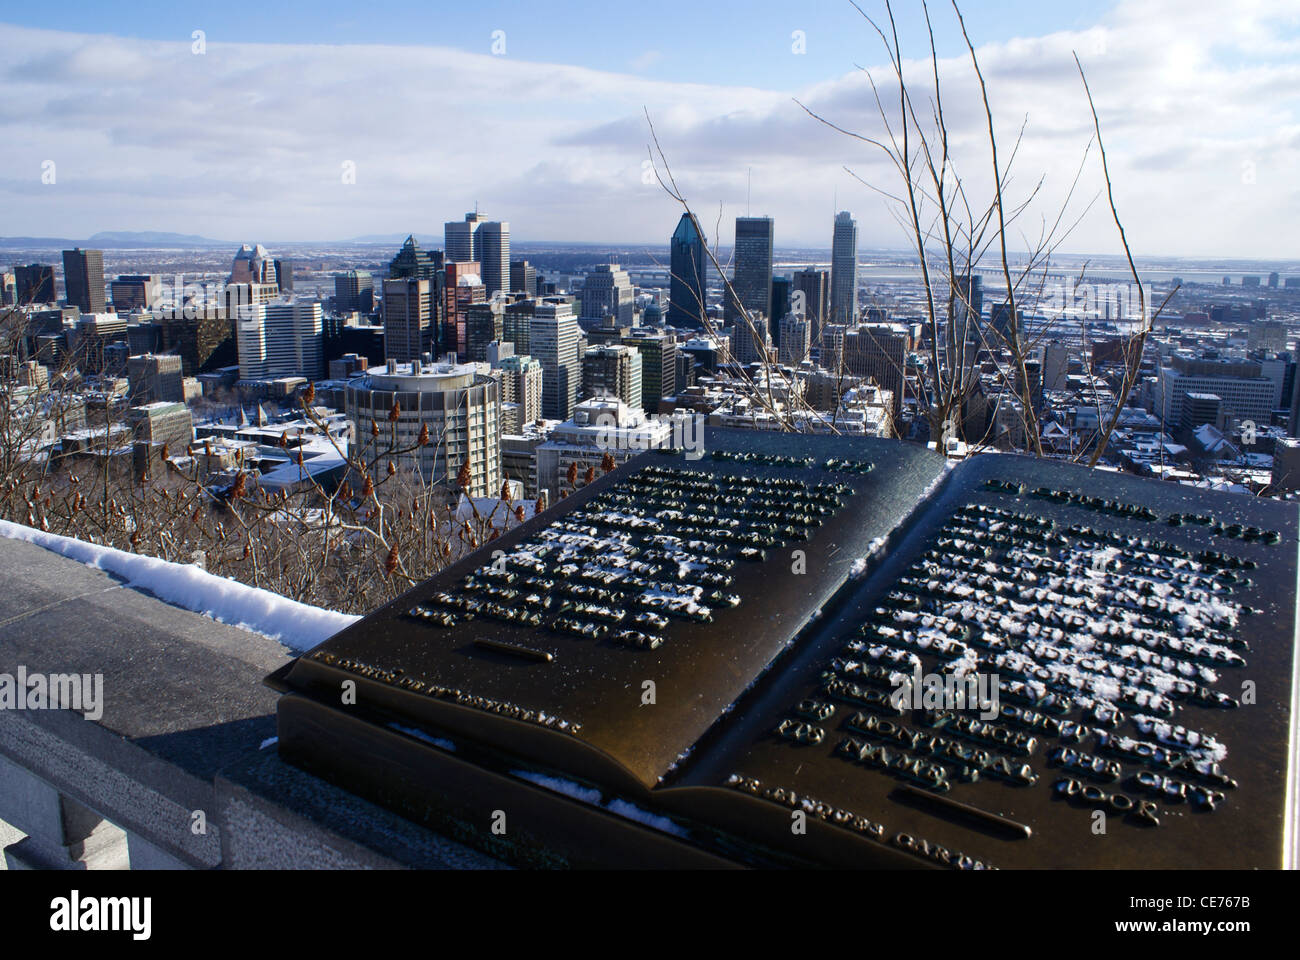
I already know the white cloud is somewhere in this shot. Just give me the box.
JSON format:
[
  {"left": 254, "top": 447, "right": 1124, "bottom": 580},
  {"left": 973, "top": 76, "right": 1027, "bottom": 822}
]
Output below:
[{"left": 0, "top": 0, "right": 1296, "bottom": 258}]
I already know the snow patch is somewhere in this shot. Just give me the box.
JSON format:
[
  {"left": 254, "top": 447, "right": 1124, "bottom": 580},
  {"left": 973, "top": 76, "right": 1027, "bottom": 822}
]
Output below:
[{"left": 0, "top": 519, "right": 358, "bottom": 651}]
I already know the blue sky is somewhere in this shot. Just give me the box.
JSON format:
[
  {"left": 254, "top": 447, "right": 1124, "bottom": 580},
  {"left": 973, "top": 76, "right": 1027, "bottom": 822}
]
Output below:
[
  {"left": 1, "top": 1, "right": 1297, "bottom": 256},
  {"left": 8, "top": 0, "right": 1119, "bottom": 88}
]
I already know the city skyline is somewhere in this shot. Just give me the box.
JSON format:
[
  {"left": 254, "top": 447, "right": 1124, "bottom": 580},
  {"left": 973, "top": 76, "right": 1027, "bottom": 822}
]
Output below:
[{"left": 1, "top": 0, "right": 1297, "bottom": 258}]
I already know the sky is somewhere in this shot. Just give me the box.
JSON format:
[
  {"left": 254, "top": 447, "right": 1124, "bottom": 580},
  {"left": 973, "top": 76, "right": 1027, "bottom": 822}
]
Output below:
[{"left": 1, "top": 0, "right": 1298, "bottom": 258}]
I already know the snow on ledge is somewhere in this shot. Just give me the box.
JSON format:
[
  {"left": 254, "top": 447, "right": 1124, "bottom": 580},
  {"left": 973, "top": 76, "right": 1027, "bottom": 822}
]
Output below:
[{"left": 0, "top": 519, "right": 359, "bottom": 652}]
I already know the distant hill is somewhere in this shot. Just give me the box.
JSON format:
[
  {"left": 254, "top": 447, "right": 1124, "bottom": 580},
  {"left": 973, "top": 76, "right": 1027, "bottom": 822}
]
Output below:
[
  {"left": 85, "top": 231, "right": 229, "bottom": 247},
  {"left": 0, "top": 231, "right": 231, "bottom": 250}
]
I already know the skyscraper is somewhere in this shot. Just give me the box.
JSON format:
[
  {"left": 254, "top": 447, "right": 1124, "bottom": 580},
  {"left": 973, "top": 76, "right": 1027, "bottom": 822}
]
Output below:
[
  {"left": 382, "top": 278, "right": 432, "bottom": 364},
  {"left": 444, "top": 262, "right": 486, "bottom": 359},
  {"left": 477, "top": 220, "right": 510, "bottom": 299},
  {"left": 228, "top": 244, "right": 278, "bottom": 287},
  {"left": 445, "top": 213, "right": 509, "bottom": 298},
  {"left": 344, "top": 360, "right": 502, "bottom": 498},
  {"left": 334, "top": 270, "right": 374, "bottom": 314},
  {"left": 110, "top": 275, "right": 158, "bottom": 312},
  {"left": 667, "top": 214, "right": 707, "bottom": 329},
  {"left": 954, "top": 274, "right": 983, "bottom": 327},
  {"left": 62, "top": 248, "right": 106, "bottom": 314},
  {"left": 388, "top": 235, "right": 442, "bottom": 281},
  {"left": 621, "top": 331, "right": 677, "bottom": 412},
  {"left": 234, "top": 299, "right": 323, "bottom": 381},
  {"left": 530, "top": 300, "right": 581, "bottom": 420},
  {"left": 581, "top": 263, "right": 635, "bottom": 327},
  {"left": 275, "top": 259, "right": 295, "bottom": 294},
  {"left": 730, "top": 313, "right": 771, "bottom": 366},
  {"left": 510, "top": 260, "right": 538, "bottom": 296},
  {"left": 727, "top": 217, "right": 774, "bottom": 324},
  {"left": 497, "top": 354, "right": 544, "bottom": 429},
  {"left": 464, "top": 301, "right": 504, "bottom": 363},
  {"left": 792, "top": 268, "right": 829, "bottom": 348},
  {"left": 14, "top": 264, "right": 55, "bottom": 305},
  {"left": 444, "top": 213, "right": 482, "bottom": 264},
  {"left": 778, "top": 316, "right": 811, "bottom": 366},
  {"left": 830, "top": 212, "right": 859, "bottom": 325},
  {"left": 770, "top": 276, "right": 792, "bottom": 346},
  {"left": 842, "top": 322, "right": 909, "bottom": 418},
  {"left": 582, "top": 344, "right": 643, "bottom": 408}
]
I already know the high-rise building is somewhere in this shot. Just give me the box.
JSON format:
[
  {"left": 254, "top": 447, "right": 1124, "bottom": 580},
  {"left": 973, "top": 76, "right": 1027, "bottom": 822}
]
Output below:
[
  {"left": 730, "top": 312, "right": 771, "bottom": 366},
  {"left": 771, "top": 276, "right": 792, "bottom": 328},
  {"left": 792, "top": 268, "right": 829, "bottom": 346},
  {"left": 228, "top": 244, "right": 279, "bottom": 287},
  {"left": 274, "top": 259, "right": 294, "bottom": 294},
  {"left": 830, "top": 212, "right": 859, "bottom": 325},
  {"left": 464, "top": 301, "right": 504, "bottom": 364},
  {"left": 510, "top": 260, "right": 538, "bottom": 296},
  {"left": 344, "top": 360, "right": 502, "bottom": 498},
  {"left": 444, "top": 213, "right": 482, "bottom": 264},
  {"left": 581, "top": 264, "right": 635, "bottom": 327},
  {"left": 842, "top": 322, "right": 910, "bottom": 418},
  {"left": 382, "top": 278, "right": 432, "bottom": 364},
  {"left": 335, "top": 270, "right": 374, "bottom": 314},
  {"left": 138, "top": 307, "right": 235, "bottom": 376},
  {"left": 388, "top": 236, "right": 443, "bottom": 353},
  {"left": 446, "top": 213, "right": 509, "bottom": 298},
  {"left": 727, "top": 217, "right": 774, "bottom": 323},
  {"left": 388, "top": 235, "right": 442, "bottom": 281},
  {"left": 582, "top": 344, "right": 643, "bottom": 407},
  {"left": 530, "top": 300, "right": 582, "bottom": 420},
  {"left": 236, "top": 298, "right": 324, "bottom": 381},
  {"left": 444, "top": 262, "right": 486, "bottom": 359},
  {"left": 477, "top": 220, "right": 510, "bottom": 299},
  {"left": 110, "top": 275, "right": 158, "bottom": 312},
  {"left": 0, "top": 271, "right": 15, "bottom": 306},
  {"left": 62, "top": 248, "right": 106, "bottom": 314},
  {"left": 621, "top": 331, "right": 678, "bottom": 412},
  {"left": 496, "top": 354, "right": 544, "bottom": 429},
  {"left": 72, "top": 313, "right": 128, "bottom": 373},
  {"left": 667, "top": 214, "right": 707, "bottom": 329},
  {"left": 990, "top": 301, "right": 1020, "bottom": 341},
  {"left": 954, "top": 274, "right": 983, "bottom": 327},
  {"left": 778, "top": 316, "right": 811, "bottom": 365},
  {"left": 501, "top": 297, "right": 537, "bottom": 354},
  {"left": 126, "top": 401, "right": 193, "bottom": 449},
  {"left": 127, "top": 353, "right": 185, "bottom": 404},
  {"left": 1159, "top": 362, "right": 1276, "bottom": 429},
  {"left": 15, "top": 264, "right": 56, "bottom": 305}
]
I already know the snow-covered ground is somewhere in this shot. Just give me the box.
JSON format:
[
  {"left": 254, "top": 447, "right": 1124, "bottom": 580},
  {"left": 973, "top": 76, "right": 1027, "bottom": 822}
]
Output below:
[{"left": 0, "top": 519, "right": 357, "bottom": 651}]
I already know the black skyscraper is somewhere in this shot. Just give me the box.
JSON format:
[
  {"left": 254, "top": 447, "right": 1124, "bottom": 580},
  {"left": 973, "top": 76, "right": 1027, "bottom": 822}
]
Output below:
[
  {"left": 62, "top": 248, "right": 105, "bottom": 313},
  {"left": 667, "top": 213, "right": 707, "bottom": 329},
  {"left": 726, "top": 217, "right": 773, "bottom": 324},
  {"left": 15, "top": 263, "right": 56, "bottom": 305}
]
